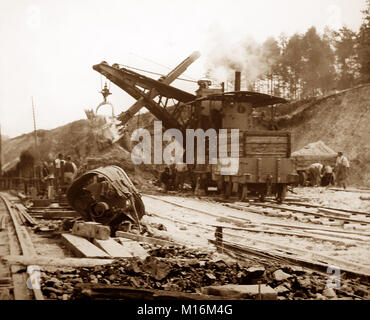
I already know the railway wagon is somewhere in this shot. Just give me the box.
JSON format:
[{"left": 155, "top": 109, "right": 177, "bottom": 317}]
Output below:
[
  {"left": 189, "top": 77, "right": 298, "bottom": 202},
  {"left": 212, "top": 131, "right": 297, "bottom": 202}
]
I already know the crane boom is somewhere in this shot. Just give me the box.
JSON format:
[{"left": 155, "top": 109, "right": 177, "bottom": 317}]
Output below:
[
  {"left": 117, "top": 51, "right": 200, "bottom": 126},
  {"left": 93, "top": 52, "right": 200, "bottom": 130}
]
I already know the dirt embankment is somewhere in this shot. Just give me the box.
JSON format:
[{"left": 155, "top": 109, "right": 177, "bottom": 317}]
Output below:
[
  {"left": 276, "top": 84, "right": 370, "bottom": 187},
  {"left": 1, "top": 119, "right": 155, "bottom": 188}
]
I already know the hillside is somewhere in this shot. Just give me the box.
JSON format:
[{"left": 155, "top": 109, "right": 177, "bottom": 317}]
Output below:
[
  {"left": 1, "top": 118, "right": 154, "bottom": 188},
  {"left": 276, "top": 84, "right": 370, "bottom": 187}
]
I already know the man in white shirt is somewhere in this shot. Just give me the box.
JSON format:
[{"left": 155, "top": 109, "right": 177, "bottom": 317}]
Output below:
[
  {"left": 54, "top": 153, "right": 65, "bottom": 192},
  {"left": 335, "top": 152, "right": 350, "bottom": 189},
  {"left": 64, "top": 156, "right": 78, "bottom": 185}
]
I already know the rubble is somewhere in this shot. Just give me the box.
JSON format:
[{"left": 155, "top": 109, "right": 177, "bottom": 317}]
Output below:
[
  {"left": 37, "top": 246, "right": 366, "bottom": 300},
  {"left": 272, "top": 269, "right": 291, "bottom": 281}
]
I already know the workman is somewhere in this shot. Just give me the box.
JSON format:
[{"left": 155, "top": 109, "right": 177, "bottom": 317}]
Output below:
[
  {"left": 308, "top": 163, "right": 323, "bottom": 187},
  {"left": 335, "top": 152, "right": 350, "bottom": 189},
  {"left": 63, "top": 156, "right": 77, "bottom": 185},
  {"left": 54, "top": 153, "right": 65, "bottom": 192},
  {"left": 159, "top": 167, "right": 171, "bottom": 193},
  {"left": 321, "top": 165, "right": 335, "bottom": 187}
]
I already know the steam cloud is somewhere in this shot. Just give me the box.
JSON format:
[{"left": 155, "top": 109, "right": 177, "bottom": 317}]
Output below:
[{"left": 203, "top": 28, "right": 272, "bottom": 89}]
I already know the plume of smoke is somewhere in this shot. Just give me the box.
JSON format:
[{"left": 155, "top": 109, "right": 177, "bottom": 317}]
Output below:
[{"left": 203, "top": 28, "right": 270, "bottom": 89}]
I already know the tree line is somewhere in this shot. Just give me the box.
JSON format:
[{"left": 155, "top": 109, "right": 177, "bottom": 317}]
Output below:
[{"left": 250, "top": 1, "right": 370, "bottom": 100}]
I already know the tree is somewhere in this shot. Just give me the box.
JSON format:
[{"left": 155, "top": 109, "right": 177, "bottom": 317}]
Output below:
[
  {"left": 261, "top": 37, "right": 281, "bottom": 95},
  {"left": 357, "top": 0, "right": 370, "bottom": 83},
  {"left": 332, "top": 27, "right": 358, "bottom": 89},
  {"left": 280, "top": 33, "right": 304, "bottom": 99},
  {"left": 301, "top": 27, "right": 336, "bottom": 96}
]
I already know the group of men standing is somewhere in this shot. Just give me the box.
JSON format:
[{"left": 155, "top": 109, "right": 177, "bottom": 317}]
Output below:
[
  {"left": 308, "top": 151, "right": 350, "bottom": 188},
  {"left": 40, "top": 153, "right": 78, "bottom": 197}
]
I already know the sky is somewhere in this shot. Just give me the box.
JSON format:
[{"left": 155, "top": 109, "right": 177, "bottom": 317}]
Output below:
[{"left": 0, "top": 0, "right": 367, "bottom": 138}]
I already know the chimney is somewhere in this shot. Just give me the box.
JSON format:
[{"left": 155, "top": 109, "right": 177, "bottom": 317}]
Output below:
[{"left": 234, "top": 71, "right": 241, "bottom": 92}]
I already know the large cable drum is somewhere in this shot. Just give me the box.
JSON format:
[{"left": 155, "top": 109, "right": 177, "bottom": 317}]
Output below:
[{"left": 66, "top": 165, "right": 145, "bottom": 234}]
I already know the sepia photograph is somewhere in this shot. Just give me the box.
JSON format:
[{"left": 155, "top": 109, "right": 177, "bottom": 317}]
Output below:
[{"left": 0, "top": 0, "right": 369, "bottom": 311}]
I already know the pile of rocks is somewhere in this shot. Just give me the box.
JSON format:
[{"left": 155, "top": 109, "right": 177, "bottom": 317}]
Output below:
[
  {"left": 265, "top": 266, "right": 368, "bottom": 300},
  {"left": 39, "top": 247, "right": 368, "bottom": 300}
]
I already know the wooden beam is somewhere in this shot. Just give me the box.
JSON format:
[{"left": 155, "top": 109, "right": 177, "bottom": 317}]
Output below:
[
  {"left": 61, "top": 234, "right": 110, "bottom": 258},
  {"left": 73, "top": 283, "right": 230, "bottom": 300},
  {"left": 117, "top": 238, "right": 149, "bottom": 259},
  {"left": 1, "top": 255, "right": 114, "bottom": 268},
  {"left": 93, "top": 238, "right": 133, "bottom": 258},
  {"left": 115, "top": 231, "right": 178, "bottom": 247},
  {"left": 15, "top": 204, "right": 37, "bottom": 226},
  {"left": 72, "top": 221, "right": 110, "bottom": 240},
  {"left": 42, "top": 211, "right": 78, "bottom": 219}
]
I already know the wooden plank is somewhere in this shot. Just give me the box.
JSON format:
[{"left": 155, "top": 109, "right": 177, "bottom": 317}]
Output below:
[
  {"left": 43, "top": 210, "right": 78, "bottom": 219},
  {"left": 61, "top": 233, "right": 110, "bottom": 258},
  {"left": 93, "top": 238, "right": 133, "bottom": 258},
  {"left": 74, "top": 283, "right": 229, "bottom": 300},
  {"left": 6, "top": 225, "right": 33, "bottom": 300},
  {"left": 72, "top": 221, "right": 110, "bottom": 240},
  {"left": 15, "top": 204, "right": 37, "bottom": 226},
  {"left": 2, "top": 255, "right": 114, "bottom": 268},
  {"left": 117, "top": 238, "right": 149, "bottom": 259},
  {"left": 15, "top": 208, "right": 27, "bottom": 225},
  {"left": 115, "top": 231, "right": 178, "bottom": 247}
]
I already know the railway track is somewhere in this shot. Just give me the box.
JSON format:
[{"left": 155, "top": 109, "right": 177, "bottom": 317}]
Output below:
[
  {"left": 0, "top": 192, "right": 44, "bottom": 300},
  {"left": 145, "top": 194, "right": 370, "bottom": 235},
  {"left": 143, "top": 194, "right": 370, "bottom": 281},
  {"left": 219, "top": 199, "right": 370, "bottom": 230}
]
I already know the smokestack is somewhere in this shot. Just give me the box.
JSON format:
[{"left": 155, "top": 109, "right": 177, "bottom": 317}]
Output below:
[{"left": 234, "top": 71, "right": 241, "bottom": 92}]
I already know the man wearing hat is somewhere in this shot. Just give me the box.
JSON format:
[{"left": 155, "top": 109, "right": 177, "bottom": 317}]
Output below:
[{"left": 335, "top": 152, "right": 350, "bottom": 189}]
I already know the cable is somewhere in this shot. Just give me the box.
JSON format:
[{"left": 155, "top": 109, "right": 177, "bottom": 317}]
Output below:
[
  {"left": 129, "top": 52, "right": 172, "bottom": 71},
  {"left": 118, "top": 64, "right": 198, "bottom": 83},
  {"left": 129, "top": 52, "right": 198, "bottom": 81}
]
